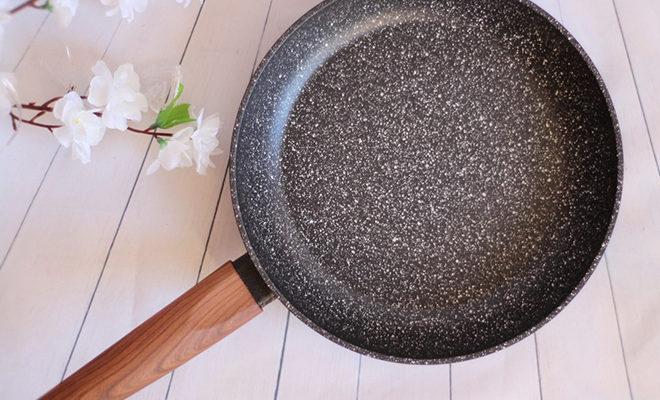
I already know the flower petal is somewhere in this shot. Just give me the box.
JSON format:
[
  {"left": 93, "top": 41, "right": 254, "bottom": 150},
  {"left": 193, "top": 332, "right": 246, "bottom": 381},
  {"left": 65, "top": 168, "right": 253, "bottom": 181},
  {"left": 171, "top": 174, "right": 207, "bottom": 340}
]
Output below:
[
  {"left": 91, "top": 61, "right": 148, "bottom": 130},
  {"left": 53, "top": 126, "right": 73, "bottom": 147},
  {"left": 71, "top": 141, "right": 91, "bottom": 164},
  {"left": 146, "top": 159, "right": 161, "bottom": 175}
]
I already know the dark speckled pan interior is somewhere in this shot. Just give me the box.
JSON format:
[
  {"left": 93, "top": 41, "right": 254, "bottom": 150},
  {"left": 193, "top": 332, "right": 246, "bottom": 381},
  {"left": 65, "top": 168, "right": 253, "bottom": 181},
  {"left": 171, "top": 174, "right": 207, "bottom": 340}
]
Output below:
[{"left": 231, "top": 0, "right": 622, "bottom": 363}]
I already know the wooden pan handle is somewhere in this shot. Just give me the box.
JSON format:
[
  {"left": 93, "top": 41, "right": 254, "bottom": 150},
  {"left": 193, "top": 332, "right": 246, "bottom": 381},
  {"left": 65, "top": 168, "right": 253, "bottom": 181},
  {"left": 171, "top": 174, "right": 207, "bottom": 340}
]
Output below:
[{"left": 40, "top": 261, "right": 263, "bottom": 400}]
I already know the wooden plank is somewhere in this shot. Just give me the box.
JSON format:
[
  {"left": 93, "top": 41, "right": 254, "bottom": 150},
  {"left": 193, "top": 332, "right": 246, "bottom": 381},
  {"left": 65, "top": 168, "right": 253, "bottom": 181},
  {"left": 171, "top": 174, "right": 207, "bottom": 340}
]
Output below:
[
  {"left": 277, "top": 316, "right": 360, "bottom": 400},
  {"left": 612, "top": 0, "right": 660, "bottom": 167},
  {"left": 60, "top": 2, "right": 273, "bottom": 400},
  {"left": 0, "top": 6, "right": 46, "bottom": 70},
  {"left": 532, "top": 0, "right": 561, "bottom": 19},
  {"left": 0, "top": 7, "right": 50, "bottom": 263},
  {"left": 452, "top": 337, "right": 541, "bottom": 400},
  {"left": 558, "top": 1, "right": 660, "bottom": 399},
  {"left": 255, "top": 0, "right": 322, "bottom": 55},
  {"left": 0, "top": 3, "right": 203, "bottom": 399},
  {"left": 536, "top": 263, "right": 631, "bottom": 399},
  {"left": 358, "top": 358, "right": 449, "bottom": 400}
]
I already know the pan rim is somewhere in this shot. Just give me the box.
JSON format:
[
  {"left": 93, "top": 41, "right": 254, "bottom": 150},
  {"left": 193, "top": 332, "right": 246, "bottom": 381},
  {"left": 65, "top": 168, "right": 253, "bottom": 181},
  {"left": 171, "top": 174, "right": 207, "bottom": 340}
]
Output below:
[{"left": 229, "top": 0, "right": 624, "bottom": 364}]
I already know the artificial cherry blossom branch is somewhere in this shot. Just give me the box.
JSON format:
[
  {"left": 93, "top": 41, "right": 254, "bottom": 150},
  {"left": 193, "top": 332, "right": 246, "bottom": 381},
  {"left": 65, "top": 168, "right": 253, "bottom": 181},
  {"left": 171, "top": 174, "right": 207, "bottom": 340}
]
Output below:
[
  {"left": 9, "top": 96, "right": 64, "bottom": 131},
  {"left": 4, "top": 0, "right": 200, "bottom": 27},
  {"left": 10, "top": 111, "right": 59, "bottom": 132},
  {"left": 9, "top": 0, "right": 44, "bottom": 15},
  {"left": 9, "top": 108, "right": 175, "bottom": 137},
  {"left": 9, "top": 96, "right": 176, "bottom": 137},
  {"left": 125, "top": 125, "right": 174, "bottom": 137},
  {"left": 2, "top": 60, "right": 221, "bottom": 174}
]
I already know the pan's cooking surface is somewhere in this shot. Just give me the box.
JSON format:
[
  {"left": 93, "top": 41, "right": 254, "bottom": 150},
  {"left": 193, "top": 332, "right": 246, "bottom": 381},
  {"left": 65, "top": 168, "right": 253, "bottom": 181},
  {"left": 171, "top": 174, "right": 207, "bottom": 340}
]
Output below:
[{"left": 232, "top": 0, "right": 621, "bottom": 362}]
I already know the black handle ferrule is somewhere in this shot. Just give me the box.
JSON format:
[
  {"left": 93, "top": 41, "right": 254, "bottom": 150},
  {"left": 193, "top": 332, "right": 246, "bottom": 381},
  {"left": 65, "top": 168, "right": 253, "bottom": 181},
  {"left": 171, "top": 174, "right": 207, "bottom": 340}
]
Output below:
[{"left": 233, "top": 253, "right": 275, "bottom": 308}]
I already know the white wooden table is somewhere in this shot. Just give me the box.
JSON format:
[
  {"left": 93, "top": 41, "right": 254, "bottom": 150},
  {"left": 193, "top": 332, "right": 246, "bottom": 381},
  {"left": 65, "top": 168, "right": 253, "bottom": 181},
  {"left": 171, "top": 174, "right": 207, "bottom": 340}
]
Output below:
[{"left": 1, "top": 0, "right": 658, "bottom": 399}]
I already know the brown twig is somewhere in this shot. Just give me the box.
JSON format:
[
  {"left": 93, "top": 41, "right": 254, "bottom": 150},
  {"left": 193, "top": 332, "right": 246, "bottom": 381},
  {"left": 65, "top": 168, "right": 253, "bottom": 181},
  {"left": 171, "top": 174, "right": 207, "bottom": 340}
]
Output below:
[
  {"left": 10, "top": 0, "right": 42, "bottom": 15},
  {"left": 30, "top": 110, "right": 47, "bottom": 122},
  {"left": 10, "top": 112, "right": 60, "bottom": 133},
  {"left": 43, "top": 96, "right": 64, "bottom": 107},
  {"left": 10, "top": 96, "right": 176, "bottom": 138},
  {"left": 127, "top": 126, "right": 173, "bottom": 137},
  {"left": 20, "top": 103, "right": 54, "bottom": 112}
]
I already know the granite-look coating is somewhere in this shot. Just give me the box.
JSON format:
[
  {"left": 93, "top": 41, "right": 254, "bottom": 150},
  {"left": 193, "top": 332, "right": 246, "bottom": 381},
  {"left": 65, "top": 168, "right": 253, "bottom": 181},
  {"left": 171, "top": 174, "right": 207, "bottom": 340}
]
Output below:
[{"left": 231, "top": 0, "right": 623, "bottom": 363}]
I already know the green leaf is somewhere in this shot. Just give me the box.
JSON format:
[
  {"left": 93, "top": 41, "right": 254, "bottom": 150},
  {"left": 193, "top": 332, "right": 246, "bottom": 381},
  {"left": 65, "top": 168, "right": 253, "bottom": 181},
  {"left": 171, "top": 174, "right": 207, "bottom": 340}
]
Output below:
[
  {"left": 154, "top": 104, "right": 195, "bottom": 129},
  {"left": 170, "top": 83, "right": 184, "bottom": 105},
  {"left": 151, "top": 83, "right": 195, "bottom": 129},
  {"left": 43, "top": 1, "right": 53, "bottom": 11}
]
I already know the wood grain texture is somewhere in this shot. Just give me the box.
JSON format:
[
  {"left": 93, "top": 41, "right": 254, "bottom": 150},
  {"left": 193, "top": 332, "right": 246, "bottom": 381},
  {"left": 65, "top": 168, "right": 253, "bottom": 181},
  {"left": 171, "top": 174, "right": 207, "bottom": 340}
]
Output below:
[
  {"left": 167, "top": 302, "right": 289, "bottom": 400},
  {"left": 558, "top": 0, "right": 660, "bottom": 398},
  {"left": 40, "top": 262, "right": 261, "bottom": 400}
]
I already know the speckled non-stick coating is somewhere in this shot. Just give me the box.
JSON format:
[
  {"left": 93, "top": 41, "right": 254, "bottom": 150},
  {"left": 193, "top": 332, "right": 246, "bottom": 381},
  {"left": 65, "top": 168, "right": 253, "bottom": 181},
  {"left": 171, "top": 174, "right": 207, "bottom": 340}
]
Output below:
[{"left": 230, "top": 0, "right": 622, "bottom": 363}]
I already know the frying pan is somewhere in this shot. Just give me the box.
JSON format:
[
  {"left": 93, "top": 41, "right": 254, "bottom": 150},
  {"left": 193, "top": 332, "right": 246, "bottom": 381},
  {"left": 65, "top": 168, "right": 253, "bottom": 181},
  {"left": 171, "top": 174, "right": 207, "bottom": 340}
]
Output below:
[{"left": 42, "top": 0, "right": 622, "bottom": 398}]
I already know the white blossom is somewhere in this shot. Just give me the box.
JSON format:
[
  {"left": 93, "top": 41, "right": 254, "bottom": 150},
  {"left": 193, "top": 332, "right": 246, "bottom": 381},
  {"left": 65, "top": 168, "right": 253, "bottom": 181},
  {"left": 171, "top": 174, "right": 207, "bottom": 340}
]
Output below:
[
  {"left": 100, "top": 0, "right": 148, "bottom": 22},
  {"left": 0, "top": 9, "right": 11, "bottom": 48},
  {"left": 191, "top": 109, "right": 221, "bottom": 174},
  {"left": 0, "top": 72, "right": 17, "bottom": 130},
  {"left": 88, "top": 60, "right": 148, "bottom": 131},
  {"left": 53, "top": 92, "right": 106, "bottom": 164},
  {"left": 50, "top": 0, "right": 79, "bottom": 27},
  {"left": 175, "top": 0, "right": 202, "bottom": 7},
  {"left": 146, "top": 127, "right": 194, "bottom": 174},
  {"left": 0, "top": 72, "right": 13, "bottom": 115}
]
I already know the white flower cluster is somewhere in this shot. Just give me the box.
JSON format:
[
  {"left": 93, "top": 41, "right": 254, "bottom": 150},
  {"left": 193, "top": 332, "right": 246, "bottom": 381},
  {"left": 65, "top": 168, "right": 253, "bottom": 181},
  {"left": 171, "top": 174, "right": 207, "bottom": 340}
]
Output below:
[
  {"left": 0, "top": 0, "right": 200, "bottom": 30},
  {"left": 100, "top": 0, "right": 202, "bottom": 23},
  {"left": 51, "top": 60, "right": 147, "bottom": 163},
  {"left": 0, "top": 71, "right": 16, "bottom": 127},
  {"left": 49, "top": 0, "right": 79, "bottom": 27},
  {"left": 49, "top": 61, "right": 221, "bottom": 175},
  {"left": 1, "top": 3, "right": 218, "bottom": 175},
  {"left": 147, "top": 109, "right": 220, "bottom": 175}
]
